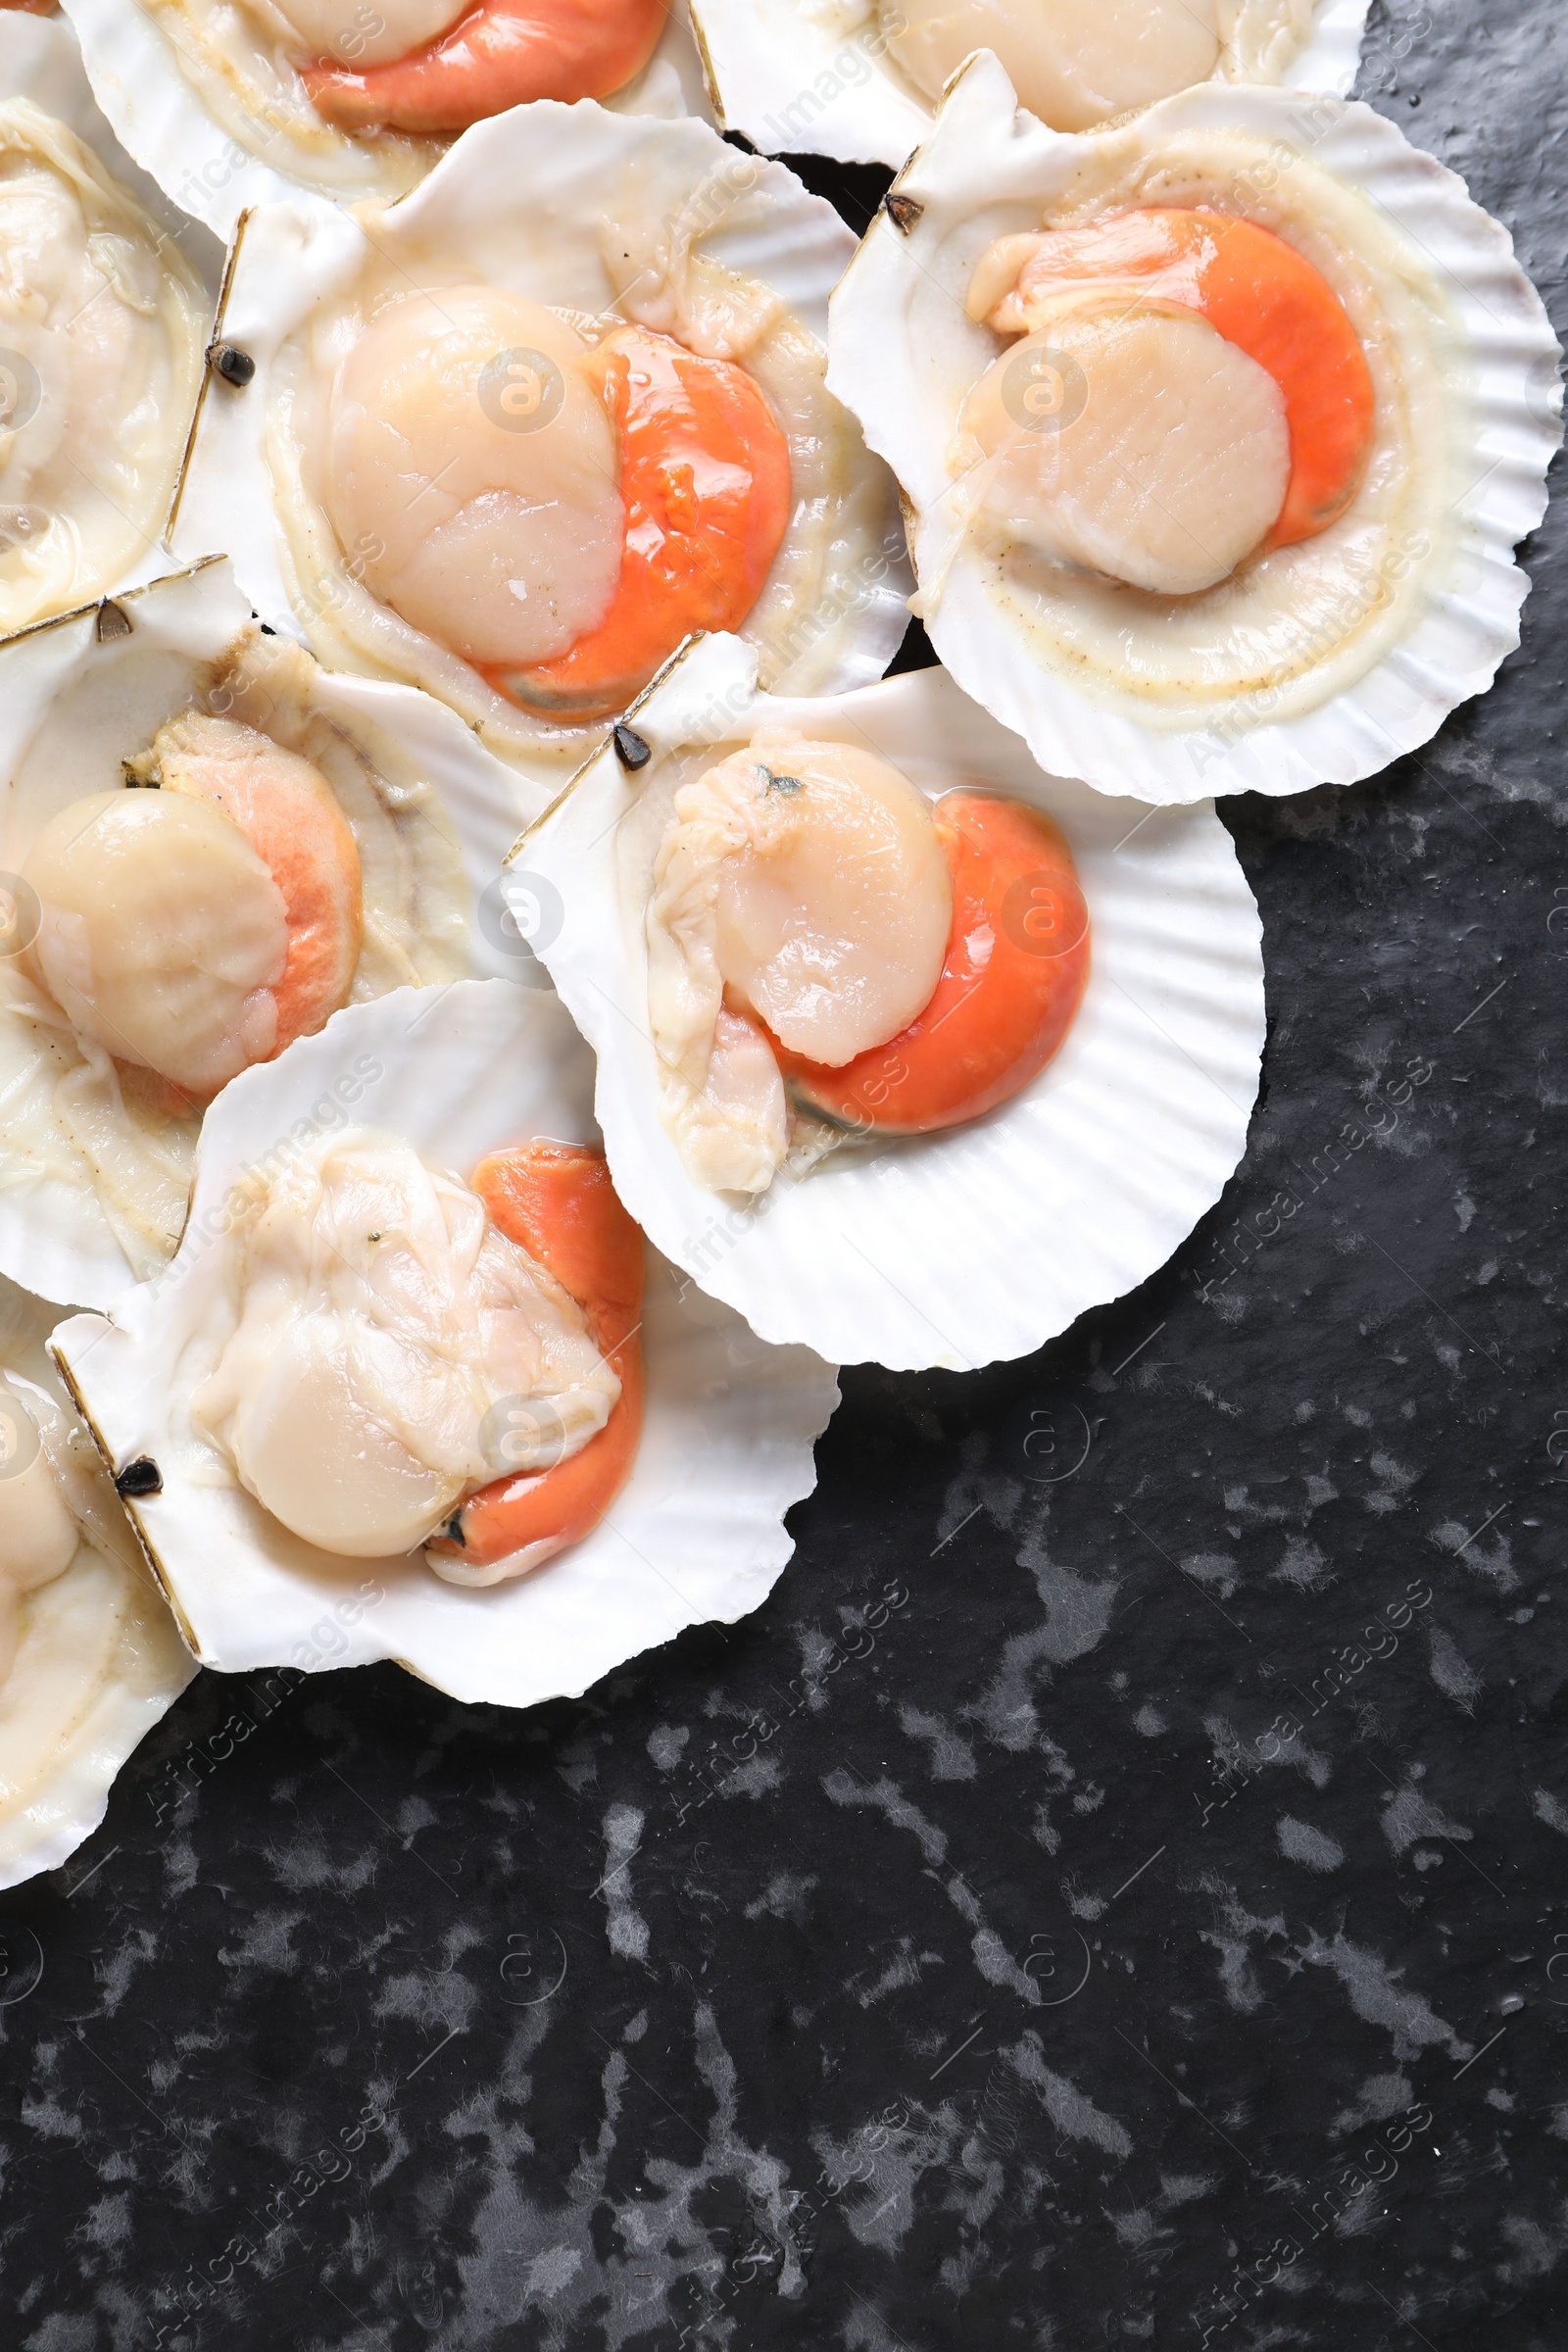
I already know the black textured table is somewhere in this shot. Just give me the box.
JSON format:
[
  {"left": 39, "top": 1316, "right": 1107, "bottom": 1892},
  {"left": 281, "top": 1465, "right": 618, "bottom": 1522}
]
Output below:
[{"left": 4, "top": 4, "right": 1566, "bottom": 2344}]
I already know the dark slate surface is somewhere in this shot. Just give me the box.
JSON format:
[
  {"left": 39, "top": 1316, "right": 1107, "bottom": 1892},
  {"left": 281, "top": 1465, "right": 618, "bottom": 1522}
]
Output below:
[{"left": 3, "top": 2, "right": 1566, "bottom": 2345}]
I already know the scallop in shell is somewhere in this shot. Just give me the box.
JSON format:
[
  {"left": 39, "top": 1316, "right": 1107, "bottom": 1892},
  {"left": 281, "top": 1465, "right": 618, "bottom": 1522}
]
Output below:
[
  {"left": 0, "top": 19, "right": 212, "bottom": 640},
  {"left": 827, "top": 60, "right": 1563, "bottom": 804},
  {"left": 52, "top": 979, "right": 840, "bottom": 1712},
  {"left": 507, "top": 630, "right": 1264, "bottom": 1373},
  {"left": 688, "top": 0, "right": 1370, "bottom": 169},
  {"left": 61, "top": 0, "right": 710, "bottom": 239},
  {"left": 0, "top": 1267, "right": 193, "bottom": 1891},
  {"left": 172, "top": 99, "right": 912, "bottom": 789},
  {"left": 0, "top": 560, "right": 545, "bottom": 1311}
]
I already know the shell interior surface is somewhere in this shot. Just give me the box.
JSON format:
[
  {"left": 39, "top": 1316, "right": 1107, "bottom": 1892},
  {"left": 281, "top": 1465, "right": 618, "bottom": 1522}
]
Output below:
[
  {"left": 51, "top": 979, "right": 841, "bottom": 1712},
  {"left": 60, "top": 0, "right": 710, "bottom": 239},
  {"left": 172, "top": 98, "right": 912, "bottom": 788},
  {"left": 512, "top": 631, "right": 1266, "bottom": 1373},
  {"left": 0, "top": 560, "right": 544, "bottom": 1313},
  {"left": 0, "top": 7, "right": 222, "bottom": 292},
  {"left": 689, "top": 0, "right": 1371, "bottom": 168},
  {"left": 827, "top": 60, "right": 1563, "bottom": 805},
  {"left": 0, "top": 1267, "right": 193, "bottom": 1892},
  {"left": 0, "top": 53, "right": 211, "bottom": 640}
]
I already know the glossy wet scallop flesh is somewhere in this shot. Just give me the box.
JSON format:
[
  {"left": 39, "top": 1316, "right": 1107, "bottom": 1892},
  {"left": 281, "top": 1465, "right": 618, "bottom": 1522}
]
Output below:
[
  {"left": 324, "top": 288, "right": 625, "bottom": 669},
  {"left": 266, "top": 0, "right": 468, "bottom": 68},
  {"left": 24, "top": 792, "right": 292, "bottom": 1098},
  {"left": 21, "top": 718, "right": 363, "bottom": 1100},
  {"left": 955, "top": 308, "right": 1292, "bottom": 597},
  {"left": 189, "top": 1134, "right": 620, "bottom": 1560},
  {"left": 0, "top": 1375, "right": 78, "bottom": 1688},
  {"left": 884, "top": 0, "right": 1224, "bottom": 132},
  {"left": 647, "top": 730, "right": 953, "bottom": 1191}
]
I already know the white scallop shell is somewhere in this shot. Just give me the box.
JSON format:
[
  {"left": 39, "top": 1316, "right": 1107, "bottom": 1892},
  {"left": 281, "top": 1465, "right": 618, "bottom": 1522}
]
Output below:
[
  {"left": 511, "top": 630, "right": 1263, "bottom": 1372},
  {"left": 60, "top": 0, "right": 710, "bottom": 240},
  {"left": 826, "top": 60, "right": 1563, "bottom": 805},
  {"left": 171, "top": 96, "right": 913, "bottom": 788},
  {"left": 0, "top": 1270, "right": 193, "bottom": 1891},
  {"left": 0, "top": 6, "right": 222, "bottom": 295},
  {"left": 51, "top": 979, "right": 840, "bottom": 1712},
  {"left": 689, "top": 0, "right": 1371, "bottom": 169},
  {"left": 0, "top": 20, "right": 216, "bottom": 633},
  {"left": 0, "top": 560, "right": 547, "bottom": 1313}
]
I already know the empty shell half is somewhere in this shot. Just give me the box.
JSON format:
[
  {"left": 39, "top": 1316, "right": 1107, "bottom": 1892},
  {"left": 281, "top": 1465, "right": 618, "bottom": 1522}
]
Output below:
[
  {"left": 171, "top": 98, "right": 912, "bottom": 791},
  {"left": 61, "top": 0, "right": 710, "bottom": 239},
  {"left": 507, "top": 630, "right": 1265, "bottom": 1372},
  {"left": 689, "top": 0, "right": 1370, "bottom": 170},
  {"left": 0, "top": 1267, "right": 193, "bottom": 1891},
  {"left": 0, "top": 560, "right": 545, "bottom": 1311},
  {"left": 52, "top": 979, "right": 840, "bottom": 1712},
  {"left": 827, "top": 60, "right": 1563, "bottom": 804},
  {"left": 0, "top": 17, "right": 213, "bottom": 639}
]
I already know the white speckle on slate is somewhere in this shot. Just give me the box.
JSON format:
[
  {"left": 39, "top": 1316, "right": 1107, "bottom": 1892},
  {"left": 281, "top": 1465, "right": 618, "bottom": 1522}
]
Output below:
[
  {"left": 1532, "top": 1788, "right": 1568, "bottom": 1838},
  {"left": 1005, "top": 2033, "right": 1133, "bottom": 2159},
  {"left": 1277, "top": 1817, "right": 1345, "bottom": 1872},
  {"left": 1428, "top": 1625, "right": 1482, "bottom": 1712},
  {"left": 600, "top": 1802, "right": 650, "bottom": 1964},
  {"left": 1381, "top": 1780, "right": 1473, "bottom": 1856}
]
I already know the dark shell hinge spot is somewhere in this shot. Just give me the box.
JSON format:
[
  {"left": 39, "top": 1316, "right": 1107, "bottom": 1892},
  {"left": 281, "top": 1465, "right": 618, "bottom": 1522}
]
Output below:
[
  {"left": 884, "top": 194, "right": 923, "bottom": 234},
  {"left": 115, "top": 1457, "right": 163, "bottom": 1498},
  {"left": 613, "top": 723, "right": 652, "bottom": 771},
  {"left": 207, "top": 341, "right": 256, "bottom": 387},
  {"left": 96, "top": 600, "right": 131, "bottom": 642}
]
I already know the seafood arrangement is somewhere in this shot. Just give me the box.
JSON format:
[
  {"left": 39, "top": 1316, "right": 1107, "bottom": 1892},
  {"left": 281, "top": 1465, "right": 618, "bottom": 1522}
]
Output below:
[{"left": 0, "top": 0, "right": 1555, "bottom": 1877}]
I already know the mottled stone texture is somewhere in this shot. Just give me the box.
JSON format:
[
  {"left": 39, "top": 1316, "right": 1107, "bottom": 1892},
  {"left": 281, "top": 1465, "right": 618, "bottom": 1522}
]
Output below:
[{"left": 2, "top": 2, "right": 1566, "bottom": 2345}]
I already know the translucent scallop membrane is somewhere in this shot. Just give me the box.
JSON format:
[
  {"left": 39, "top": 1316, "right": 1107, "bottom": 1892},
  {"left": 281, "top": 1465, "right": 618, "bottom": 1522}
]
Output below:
[
  {"left": 826, "top": 60, "right": 1563, "bottom": 803},
  {"left": 688, "top": 0, "right": 1370, "bottom": 169},
  {"left": 52, "top": 981, "right": 840, "bottom": 1712},
  {"left": 0, "top": 561, "right": 547, "bottom": 1311},
  {"left": 509, "top": 631, "right": 1266, "bottom": 1372}
]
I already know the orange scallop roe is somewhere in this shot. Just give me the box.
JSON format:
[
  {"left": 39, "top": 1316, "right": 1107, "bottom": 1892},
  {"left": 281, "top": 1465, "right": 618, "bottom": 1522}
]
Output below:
[
  {"left": 1002, "top": 206, "right": 1376, "bottom": 551},
  {"left": 427, "top": 1144, "right": 646, "bottom": 1572},
  {"left": 302, "top": 0, "right": 666, "bottom": 134},
  {"left": 775, "top": 793, "right": 1090, "bottom": 1136},
  {"left": 490, "top": 323, "right": 793, "bottom": 725}
]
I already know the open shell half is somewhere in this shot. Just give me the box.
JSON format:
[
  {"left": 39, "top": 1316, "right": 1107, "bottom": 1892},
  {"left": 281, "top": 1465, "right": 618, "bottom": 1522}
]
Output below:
[
  {"left": 827, "top": 60, "right": 1563, "bottom": 804},
  {"left": 0, "top": 560, "right": 544, "bottom": 1311},
  {"left": 171, "top": 97, "right": 912, "bottom": 790},
  {"left": 510, "top": 631, "right": 1264, "bottom": 1372},
  {"left": 60, "top": 0, "right": 710, "bottom": 240},
  {"left": 688, "top": 0, "right": 1371, "bottom": 170},
  {"left": 51, "top": 979, "right": 840, "bottom": 1712},
  {"left": 0, "top": 14, "right": 216, "bottom": 638},
  {"left": 0, "top": 1268, "right": 193, "bottom": 1891}
]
